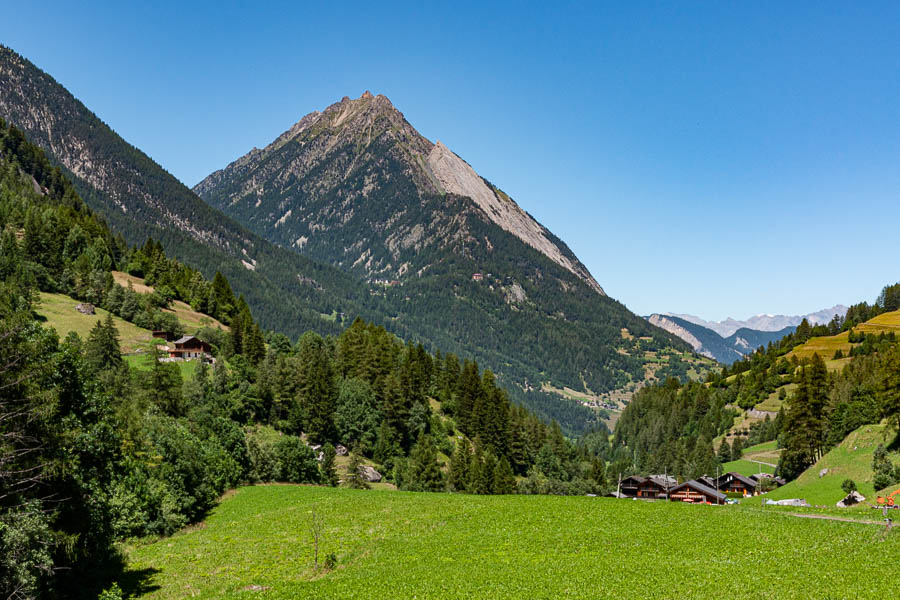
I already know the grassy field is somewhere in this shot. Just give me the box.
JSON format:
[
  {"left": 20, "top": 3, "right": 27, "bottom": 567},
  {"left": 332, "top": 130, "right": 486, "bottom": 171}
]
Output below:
[
  {"left": 35, "top": 292, "right": 153, "bottom": 352},
  {"left": 721, "top": 458, "right": 775, "bottom": 477},
  {"left": 124, "top": 485, "right": 899, "bottom": 599},
  {"left": 765, "top": 424, "right": 894, "bottom": 506}
]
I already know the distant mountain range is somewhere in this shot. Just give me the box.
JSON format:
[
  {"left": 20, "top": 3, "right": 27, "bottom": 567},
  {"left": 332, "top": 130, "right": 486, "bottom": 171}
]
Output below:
[
  {"left": 668, "top": 306, "right": 847, "bottom": 338},
  {"left": 646, "top": 305, "right": 847, "bottom": 364}
]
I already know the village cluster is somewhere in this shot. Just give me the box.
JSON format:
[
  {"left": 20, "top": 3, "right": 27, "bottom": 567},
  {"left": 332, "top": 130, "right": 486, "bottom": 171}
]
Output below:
[{"left": 614, "top": 472, "right": 786, "bottom": 504}]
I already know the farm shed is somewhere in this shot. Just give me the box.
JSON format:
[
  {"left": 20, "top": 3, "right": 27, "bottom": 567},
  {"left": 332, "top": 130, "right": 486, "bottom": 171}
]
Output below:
[{"left": 669, "top": 480, "right": 726, "bottom": 504}]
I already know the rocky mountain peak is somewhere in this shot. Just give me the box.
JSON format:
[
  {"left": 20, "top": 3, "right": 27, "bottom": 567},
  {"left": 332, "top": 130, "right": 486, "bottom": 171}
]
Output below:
[{"left": 194, "top": 92, "right": 605, "bottom": 296}]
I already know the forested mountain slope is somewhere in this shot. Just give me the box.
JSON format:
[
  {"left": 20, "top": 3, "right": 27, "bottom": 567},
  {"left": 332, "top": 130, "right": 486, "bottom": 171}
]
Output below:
[
  {"left": 0, "top": 47, "right": 691, "bottom": 428},
  {"left": 0, "top": 45, "right": 370, "bottom": 340},
  {"left": 196, "top": 91, "right": 691, "bottom": 396}
]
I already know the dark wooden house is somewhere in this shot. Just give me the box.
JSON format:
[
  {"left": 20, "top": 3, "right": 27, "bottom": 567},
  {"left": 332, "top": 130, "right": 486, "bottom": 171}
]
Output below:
[
  {"left": 716, "top": 472, "right": 759, "bottom": 496},
  {"left": 668, "top": 480, "right": 727, "bottom": 504},
  {"left": 152, "top": 330, "right": 175, "bottom": 342},
  {"left": 619, "top": 476, "right": 645, "bottom": 498}
]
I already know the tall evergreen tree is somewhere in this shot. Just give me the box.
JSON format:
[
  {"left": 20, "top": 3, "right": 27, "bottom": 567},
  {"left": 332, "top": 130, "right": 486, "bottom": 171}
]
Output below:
[{"left": 405, "top": 432, "right": 444, "bottom": 492}]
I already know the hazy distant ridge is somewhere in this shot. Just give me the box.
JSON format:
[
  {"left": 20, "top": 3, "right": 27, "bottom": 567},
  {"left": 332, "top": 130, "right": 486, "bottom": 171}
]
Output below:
[{"left": 667, "top": 305, "right": 848, "bottom": 338}]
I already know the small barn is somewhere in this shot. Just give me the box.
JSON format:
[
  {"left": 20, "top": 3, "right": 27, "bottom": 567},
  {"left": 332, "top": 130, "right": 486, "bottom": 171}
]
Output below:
[
  {"left": 152, "top": 330, "right": 175, "bottom": 342},
  {"left": 716, "top": 472, "right": 759, "bottom": 496},
  {"left": 669, "top": 480, "right": 727, "bottom": 504}
]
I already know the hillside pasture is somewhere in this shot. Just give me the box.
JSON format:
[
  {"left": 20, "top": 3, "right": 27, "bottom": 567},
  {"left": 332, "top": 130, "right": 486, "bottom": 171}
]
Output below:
[
  {"left": 111, "top": 271, "right": 229, "bottom": 332},
  {"left": 788, "top": 308, "right": 900, "bottom": 365},
  {"left": 765, "top": 424, "right": 893, "bottom": 506},
  {"left": 35, "top": 292, "right": 152, "bottom": 351},
  {"left": 125, "top": 485, "right": 899, "bottom": 599}
]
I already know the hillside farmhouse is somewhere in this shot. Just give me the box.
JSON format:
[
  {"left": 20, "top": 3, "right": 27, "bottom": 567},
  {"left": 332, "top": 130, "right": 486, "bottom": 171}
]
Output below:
[{"left": 167, "top": 335, "right": 213, "bottom": 362}]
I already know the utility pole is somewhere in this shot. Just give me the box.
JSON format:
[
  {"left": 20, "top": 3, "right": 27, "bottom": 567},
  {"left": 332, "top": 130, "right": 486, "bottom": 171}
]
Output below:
[
  {"left": 664, "top": 467, "right": 669, "bottom": 501},
  {"left": 617, "top": 473, "right": 622, "bottom": 499},
  {"left": 716, "top": 465, "right": 720, "bottom": 505}
]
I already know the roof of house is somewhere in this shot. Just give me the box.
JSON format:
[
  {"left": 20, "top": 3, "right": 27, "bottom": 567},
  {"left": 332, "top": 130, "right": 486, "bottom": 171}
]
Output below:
[
  {"left": 174, "top": 335, "right": 209, "bottom": 346},
  {"left": 670, "top": 480, "right": 727, "bottom": 501},
  {"left": 648, "top": 475, "right": 677, "bottom": 488},
  {"left": 620, "top": 475, "right": 646, "bottom": 486},
  {"left": 718, "top": 472, "right": 758, "bottom": 488}
]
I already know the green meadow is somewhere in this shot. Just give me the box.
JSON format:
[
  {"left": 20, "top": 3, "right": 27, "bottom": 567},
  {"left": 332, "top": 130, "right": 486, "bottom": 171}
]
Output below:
[{"left": 125, "top": 485, "right": 898, "bottom": 599}]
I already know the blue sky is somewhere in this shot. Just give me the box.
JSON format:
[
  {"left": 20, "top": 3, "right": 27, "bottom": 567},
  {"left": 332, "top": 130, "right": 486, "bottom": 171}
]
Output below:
[{"left": 3, "top": 1, "right": 899, "bottom": 321}]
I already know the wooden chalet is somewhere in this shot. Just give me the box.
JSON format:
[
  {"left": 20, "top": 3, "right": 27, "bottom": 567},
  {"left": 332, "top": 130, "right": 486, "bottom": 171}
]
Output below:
[
  {"left": 716, "top": 472, "right": 759, "bottom": 496},
  {"left": 620, "top": 475, "right": 676, "bottom": 499},
  {"left": 668, "top": 480, "right": 727, "bottom": 504},
  {"left": 152, "top": 330, "right": 176, "bottom": 342},
  {"left": 168, "top": 335, "right": 212, "bottom": 362},
  {"left": 619, "top": 475, "right": 645, "bottom": 498},
  {"left": 696, "top": 476, "right": 717, "bottom": 489}
]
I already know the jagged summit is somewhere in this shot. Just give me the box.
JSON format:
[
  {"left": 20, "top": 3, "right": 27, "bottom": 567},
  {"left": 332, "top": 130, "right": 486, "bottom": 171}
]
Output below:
[{"left": 195, "top": 92, "right": 604, "bottom": 294}]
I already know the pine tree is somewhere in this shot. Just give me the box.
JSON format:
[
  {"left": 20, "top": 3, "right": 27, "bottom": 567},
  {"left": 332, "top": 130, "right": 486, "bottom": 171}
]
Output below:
[
  {"left": 320, "top": 443, "right": 339, "bottom": 487},
  {"left": 447, "top": 438, "right": 470, "bottom": 492},
  {"left": 730, "top": 436, "right": 744, "bottom": 461},
  {"left": 84, "top": 313, "right": 122, "bottom": 373},
  {"left": 492, "top": 456, "right": 517, "bottom": 494},
  {"left": 295, "top": 332, "right": 337, "bottom": 444},
  {"left": 717, "top": 439, "right": 732, "bottom": 464},
  {"left": 345, "top": 450, "right": 370, "bottom": 490},
  {"left": 589, "top": 457, "right": 607, "bottom": 492},
  {"left": 405, "top": 432, "right": 444, "bottom": 492}
]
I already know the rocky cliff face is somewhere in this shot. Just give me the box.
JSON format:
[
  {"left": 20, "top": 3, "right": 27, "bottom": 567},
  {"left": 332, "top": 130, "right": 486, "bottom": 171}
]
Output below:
[
  {"left": 647, "top": 314, "right": 714, "bottom": 359},
  {"left": 195, "top": 92, "right": 604, "bottom": 294}
]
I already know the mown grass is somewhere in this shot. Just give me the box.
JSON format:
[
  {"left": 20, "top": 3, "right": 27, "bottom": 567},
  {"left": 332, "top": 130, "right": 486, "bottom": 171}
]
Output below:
[
  {"left": 125, "top": 485, "right": 899, "bottom": 599},
  {"left": 124, "top": 353, "right": 198, "bottom": 380},
  {"left": 35, "top": 292, "right": 152, "bottom": 351},
  {"left": 765, "top": 424, "right": 893, "bottom": 506}
]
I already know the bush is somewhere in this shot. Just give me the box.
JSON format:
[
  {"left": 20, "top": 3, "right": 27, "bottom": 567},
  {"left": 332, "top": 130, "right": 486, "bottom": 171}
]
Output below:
[
  {"left": 841, "top": 479, "right": 857, "bottom": 494},
  {"left": 275, "top": 437, "right": 320, "bottom": 483}
]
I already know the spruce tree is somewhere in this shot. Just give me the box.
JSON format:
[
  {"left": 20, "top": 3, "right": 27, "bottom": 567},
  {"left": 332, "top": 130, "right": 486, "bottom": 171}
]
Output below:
[
  {"left": 84, "top": 313, "right": 122, "bottom": 373},
  {"left": 406, "top": 432, "right": 444, "bottom": 492},
  {"left": 717, "top": 440, "right": 732, "bottom": 464},
  {"left": 492, "top": 456, "right": 517, "bottom": 494},
  {"left": 730, "top": 436, "right": 744, "bottom": 461},
  {"left": 589, "top": 457, "right": 607, "bottom": 492},
  {"left": 447, "top": 438, "right": 471, "bottom": 492},
  {"left": 346, "top": 450, "right": 370, "bottom": 489},
  {"left": 320, "top": 443, "right": 339, "bottom": 487}
]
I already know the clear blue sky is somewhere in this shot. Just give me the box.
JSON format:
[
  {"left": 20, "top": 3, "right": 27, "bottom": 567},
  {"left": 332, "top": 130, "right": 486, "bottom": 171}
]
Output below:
[{"left": 4, "top": 1, "right": 899, "bottom": 321}]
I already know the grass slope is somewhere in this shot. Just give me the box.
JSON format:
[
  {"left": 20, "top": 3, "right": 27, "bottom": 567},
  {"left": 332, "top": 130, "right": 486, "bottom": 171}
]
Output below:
[
  {"left": 125, "top": 485, "right": 898, "bottom": 599},
  {"left": 788, "top": 309, "right": 900, "bottom": 365},
  {"left": 111, "top": 271, "right": 230, "bottom": 332},
  {"left": 765, "top": 424, "right": 894, "bottom": 506},
  {"left": 35, "top": 292, "right": 152, "bottom": 352}
]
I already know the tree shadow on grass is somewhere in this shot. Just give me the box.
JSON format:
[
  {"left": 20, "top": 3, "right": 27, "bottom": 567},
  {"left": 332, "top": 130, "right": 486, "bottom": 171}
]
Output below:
[
  {"left": 118, "top": 566, "right": 162, "bottom": 597},
  {"left": 886, "top": 430, "right": 900, "bottom": 453}
]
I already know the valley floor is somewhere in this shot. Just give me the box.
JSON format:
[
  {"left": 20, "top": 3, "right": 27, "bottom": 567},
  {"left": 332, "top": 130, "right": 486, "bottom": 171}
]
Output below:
[{"left": 125, "top": 485, "right": 897, "bottom": 599}]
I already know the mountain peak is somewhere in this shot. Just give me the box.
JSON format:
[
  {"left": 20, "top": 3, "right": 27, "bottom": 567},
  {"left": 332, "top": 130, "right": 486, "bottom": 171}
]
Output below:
[{"left": 195, "top": 93, "right": 605, "bottom": 295}]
